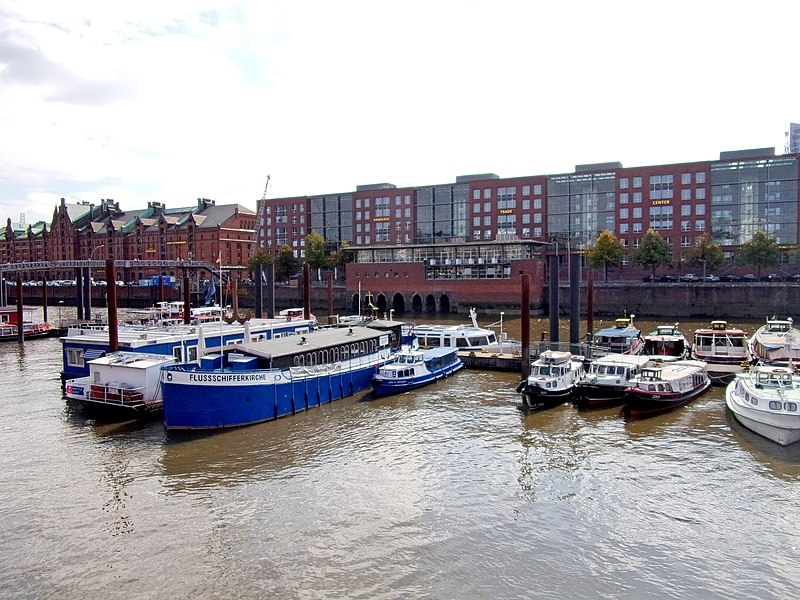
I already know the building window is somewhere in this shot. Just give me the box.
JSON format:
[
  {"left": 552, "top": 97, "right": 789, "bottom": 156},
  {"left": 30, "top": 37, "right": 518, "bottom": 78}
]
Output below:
[
  {"left": 681, "top": 220, "right": 691, "bottom": 231},
  {"left": 534, "top": 213, "right": 542, "bottom": 223},
  {"left": 695, "top": 188, "right": 706, "bottom": 200},
  {"left": 533, "top": 198, "right": 542, "bottom": 210},
  {"left": 681, "top": 189, "right": 691, "bottom": 200},
  {"left": 619, "top": 178, "right": 629, "bottom": 189},
  {"left": 484, "top": 202, "right": 491, "bottom": 212},
  {"left": 681, "top": 205, "right": 691, "bottom": 216},
  {"left": 483, "top": 189, "right": 491, "bottom": 199},
  {"left": 696, "top": 172, "right": 706, "bottom": 184},
  {"left": 633, "top": 177, "right": 642, "bottom": 188},
  {"left": 620, "top": 223, "right": 629, "bottom": 234},
  {"left": 649, "top": 174, "right": 674, "bottom": 200},
  {"left": 522, "top": 185, "right": 530, "bottom": 196},
  {"left": 522, "top": 199, "right": 530, "bottom": 210},
  {"left": 473, "top": 203, "right": 481, "bottom": 213},
  {"left": 473, "top": 217, "right": 480, "bottom": 227},
  {"left": 619, "top": 208, "right": 629, "bottom": 219},
  {"left": 681, "top": 173, "right": 691, "bottom": 185},
  {"left": 522, "top": 227, "right": 530, "bottom": 238},
  {"left": 619, "top": 192, "right": 629, "bottom": 204},
  {"left": 696, "top": 205, "right": 706, "bottom": 216},
  {"left": 522, "top": 213, "right": 530, "bottom": 224},
  {"left": 534, "top": 184, "right": 542, "bottom": 195},
  {"left": 633, "top": 192, "right": 642, "bottom": 203},
  {"left": 633, "top": 207, "right": 642, "bottom": 219},
  {"left": 473, "top": 190, "right": 480, "bottom": 200},
  {"left": 483, "top": 216, "right": 491, "bottom": 226},
  {"left": 696, "top": 220, "right": 705, "bottom": 231},
  {"left": 355, "top": 199, "right": 362, "bottom": 209},
  {"left": 533, "top": 227, "right": 542, "bottom": 237},
  {"left": 681, "top": 236, "right": 691, "bottom": 247},
  {"left": 633, "top": 223, "right": 642, "bottom": 233}
]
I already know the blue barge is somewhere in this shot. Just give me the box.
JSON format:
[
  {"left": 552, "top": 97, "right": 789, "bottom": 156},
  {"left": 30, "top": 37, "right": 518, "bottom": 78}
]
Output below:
[{"left": 160, "top": 320, "right": 405, "bottom": 430}]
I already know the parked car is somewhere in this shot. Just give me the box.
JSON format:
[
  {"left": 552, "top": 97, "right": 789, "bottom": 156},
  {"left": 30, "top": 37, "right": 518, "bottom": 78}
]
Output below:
[
  {"left": 761, "top": 273, "right": 783, "bottom": 282},
  {"left": 679, "top": 273, "right": 700, "bottom": 282},
  {"left": 789, "top": 274, "right": 800, "bottom": 282},
  {"left": 702, "top": 274, "right": 720, "bottom": 282},
  {"left": 658, "top": 274, "right": 679, "bottom": 282},
  {"left": 740, "top": 274, "right": 757, "bottom": 282},
  {"left": 719, "top": 274, "right": 740, "bottom": 282}
]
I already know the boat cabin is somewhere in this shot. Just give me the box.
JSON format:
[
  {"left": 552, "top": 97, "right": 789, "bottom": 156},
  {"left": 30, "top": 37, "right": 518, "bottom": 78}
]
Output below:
[
  {"left": 532, "top": 351, "right": 573, "bottom": 377},
  {"left": 755, "top": 368, "right": 794, "bottom": 389},
  {"left": 765, "top": 319, "right": 794, "bottom": 334}
]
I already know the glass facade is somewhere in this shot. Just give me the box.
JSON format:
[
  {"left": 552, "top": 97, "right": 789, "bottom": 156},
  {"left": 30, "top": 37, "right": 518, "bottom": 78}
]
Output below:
[
  {"left": 415, "top": 184, "right": 469, "bottom": 244},
  {"left": 546, "top": 172, "right": 616, "bottom": 246},
  {"left": 310, "top": 194, "right": 353, "bottom": 245},
  {"left": 710, "top": 157, "right": 799, "bottom": 245}
]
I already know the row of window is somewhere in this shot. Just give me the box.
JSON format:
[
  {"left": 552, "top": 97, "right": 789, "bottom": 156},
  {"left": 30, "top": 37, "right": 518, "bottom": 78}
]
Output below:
[
  {"left": 619, "top": 172, "right": 706, "bottom": 189},
  {"left": 354, "top": 195, "right": 412, "bottom": 209}
]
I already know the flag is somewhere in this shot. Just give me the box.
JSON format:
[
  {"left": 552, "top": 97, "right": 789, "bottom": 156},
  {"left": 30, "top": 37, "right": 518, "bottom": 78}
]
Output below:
[
  {"left": 215, "top": 252, "right": 221, "bottom": 265},
  {"left": 226, "top": 277, "right": 231, "bottom": 292},
  {"left": 204, "top": 277, "right": 216, "bottom": 305}
]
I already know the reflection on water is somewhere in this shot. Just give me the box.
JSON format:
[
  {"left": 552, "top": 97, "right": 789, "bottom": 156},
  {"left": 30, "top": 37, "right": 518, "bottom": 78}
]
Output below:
[{"left": 1, "top": 315, "right": 800, "bottom": 599}]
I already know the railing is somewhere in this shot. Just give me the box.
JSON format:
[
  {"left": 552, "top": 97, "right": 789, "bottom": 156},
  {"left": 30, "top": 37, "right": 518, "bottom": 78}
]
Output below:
[{"left": 88, "top": 383, "right": 149, "bottom": 407}]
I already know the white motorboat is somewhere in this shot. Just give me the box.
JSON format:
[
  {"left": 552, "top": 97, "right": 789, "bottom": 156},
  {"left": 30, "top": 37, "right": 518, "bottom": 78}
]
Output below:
[
  {"left": 642, "top": 323, "right": 690, "bottom": 359},
  {"left": 726, "top": 364, "right": 800, "bottom": 445},
  {"left": 516, "top": 350, "right": 586, "bottom": 411},
  {"left": 413, "top": 308, "right": 521, "bottom": 354},
  {"left": 749, "top": 317, "right": 800, "bottom": 365},
  {"left": 575, "top": 354, "right": 655, "bottom": 409},
  {"left": 692, "top": 320, "right": 750, "bottom": 364},
  {"left": 623, "top": 359, "right": 711, "bottom": 418}
]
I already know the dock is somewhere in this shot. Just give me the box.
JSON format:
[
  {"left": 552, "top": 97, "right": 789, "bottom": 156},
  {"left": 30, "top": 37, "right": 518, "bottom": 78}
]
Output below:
[{"left": 458, "top": 350, "right": 523, "bottom": 372}]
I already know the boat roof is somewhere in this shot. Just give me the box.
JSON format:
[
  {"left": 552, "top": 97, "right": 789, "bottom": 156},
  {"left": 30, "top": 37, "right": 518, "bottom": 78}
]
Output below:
[
  {"left": 87, "top": 352, "right": 177, "bottom": 368},
  {"left": 695, "top": 323, "right": 746, "bottom": 334},
  {"left": 224, "top": 324, "right": 394, "bottom": 360},
  {"left": 641, "top": 359, "right": 707, "bottom": 379},
  {"left": 594, "top": 326, "right": 640, "bottom": 338},
  {"left": 592, "top": 354, "right": 652, "bottom": 367}
]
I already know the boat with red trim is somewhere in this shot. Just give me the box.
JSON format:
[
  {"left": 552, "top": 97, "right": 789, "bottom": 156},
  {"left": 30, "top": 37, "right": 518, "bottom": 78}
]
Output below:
[
  {"left": 623, "top": 359, "right": 710, "bottom": 418},
  {"left": 0, "top": 307, "right": 55, "bottom": 341}
]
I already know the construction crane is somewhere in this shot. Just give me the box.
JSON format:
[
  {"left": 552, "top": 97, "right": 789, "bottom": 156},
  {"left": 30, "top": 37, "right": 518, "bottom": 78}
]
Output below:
[{"left": 249, "top": 175, "right": 271, "bottom": 258}]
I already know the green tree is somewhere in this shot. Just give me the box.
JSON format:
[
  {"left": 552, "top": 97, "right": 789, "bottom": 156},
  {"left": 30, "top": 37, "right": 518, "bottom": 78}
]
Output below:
[
  {"left": 632, "top": 228, "right": 673, "bottom": 278},
  {"left": 737, "top": 229, "right": 779, "bottom": 277},
  {"left": 305, "top": 231, "right": 331, "bottom": 273},
  {"left": 274, "top": 244, "right": 301, "bottom": 282},
  {"left": 587, "top": 229, "right": 625, "bottom": 282},
  {"left": 683, "top": 233, "right": 724, "bottom": 275},
  {"left": 332, "top": 241, "right": 354, "bottom": 266},
  {"left": 246, "top": 246, "right": 273, "bottom": 272}
]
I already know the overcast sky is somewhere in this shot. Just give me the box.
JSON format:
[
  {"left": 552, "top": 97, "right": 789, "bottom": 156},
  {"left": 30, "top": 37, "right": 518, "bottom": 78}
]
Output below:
[{"left": 1, "top": 0, "right": 798, "bottom": 226}]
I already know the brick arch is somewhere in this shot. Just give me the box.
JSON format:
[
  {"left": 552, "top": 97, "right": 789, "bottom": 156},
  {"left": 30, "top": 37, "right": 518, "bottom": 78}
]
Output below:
[{"left": 392, "top": 292, "right": 406, "bottom": 314}]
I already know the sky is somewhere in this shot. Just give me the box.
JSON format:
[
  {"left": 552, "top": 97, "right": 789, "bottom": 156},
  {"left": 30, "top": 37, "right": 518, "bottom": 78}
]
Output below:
[{"left": 1, "top": 0, "right": 798, "bottom": 226}]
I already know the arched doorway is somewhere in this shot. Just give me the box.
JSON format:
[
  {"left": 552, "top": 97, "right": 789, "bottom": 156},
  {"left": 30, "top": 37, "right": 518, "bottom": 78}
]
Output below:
[
  {"left": 440, "top": 294, "right": 451, "bottom": 313},
  {"left": 376, "top": 293, "right": 388, "bottom": 313},
  {"left": 392, "top": 292, "right": 406, "bottom": 314},
  {"left": 425, "top": 294, "right": 436, "bottom": 313},
  {"left": 411, "top": 294, "right": 423, "bottom": 313},
  {"left": 351, "top": 293, "right": 360, "bottom": 314}
]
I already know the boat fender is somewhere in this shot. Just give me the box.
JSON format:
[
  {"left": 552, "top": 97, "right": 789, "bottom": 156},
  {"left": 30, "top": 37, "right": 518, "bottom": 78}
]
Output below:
[{"left": 515, "top": 380, "right": 527, "bottom": 393}]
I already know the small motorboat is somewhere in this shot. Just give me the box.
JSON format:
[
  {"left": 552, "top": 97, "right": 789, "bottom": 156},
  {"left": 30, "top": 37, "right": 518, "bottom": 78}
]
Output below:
[
  {"left": 623, "top": 359, "right": 710, "bottom": 418},
  {"left": 726, "top": 364, "right": 800, "bottom": 445},
  {"left": 692, "top": 320, "right": 750, "bottom": 365},
  {"left": 517, "top": 350, "right": 586, "bottom": 411},
  {"left": 642, "top": 323, "right": 690, "bottom": 359},
  {"left": 371, "top": 345, "right": 464, "bottom": 398},
  {"left": 575, "top": 354, "right": 655, "bottom": 409},
  {"left": 589, "top": 315, "right": 644, "bottom": 357},
  {"left": 749, "top": 317, "right": 800, "bottom": 365}
]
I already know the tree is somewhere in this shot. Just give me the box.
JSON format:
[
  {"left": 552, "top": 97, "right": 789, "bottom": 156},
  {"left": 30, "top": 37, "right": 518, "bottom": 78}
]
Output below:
[
  {"left": 587, "top": 229, "right": 625, "bottom": 282},
  {"left": 737, "top": 229, "right": 779, "bottom": 277},
  {"left": 683, "top": 234, "right": 724, "bottom": 275},
  {"left": 274, "top": 244, "right": 301, "bottom": 282},
  {"left": 246, "top": 247, "right": 273, "bottom": 272},
  {"left": 632, "top": 228, "right": 673, "bottom": 278},
  {"left": 305, "top": 231, "right": 331, "bottom": 274}
]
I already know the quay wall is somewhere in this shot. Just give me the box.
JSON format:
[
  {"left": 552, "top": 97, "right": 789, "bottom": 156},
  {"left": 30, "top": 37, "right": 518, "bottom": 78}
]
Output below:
[
  {"left": 557, "top": 282, "right": 800, "bottom": 319},
  {"left": 8, "top": 281, "right": 799, "bottom": 319}
]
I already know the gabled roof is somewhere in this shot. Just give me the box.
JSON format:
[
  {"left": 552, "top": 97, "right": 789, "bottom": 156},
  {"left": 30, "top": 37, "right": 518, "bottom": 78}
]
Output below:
[{"left": 195, "top": 203, "right": 253, "bottom": 229}]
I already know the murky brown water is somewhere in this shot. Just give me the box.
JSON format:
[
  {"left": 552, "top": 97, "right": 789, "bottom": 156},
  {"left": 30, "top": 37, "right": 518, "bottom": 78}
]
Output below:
[{"left": 1, "top": 311, "right": 799, "bottom": 599}]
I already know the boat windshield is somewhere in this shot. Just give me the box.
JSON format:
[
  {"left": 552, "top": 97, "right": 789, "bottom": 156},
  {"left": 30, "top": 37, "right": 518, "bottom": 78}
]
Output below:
[{"left": 756, "top": 372, "right": 793, "bottom": 387}]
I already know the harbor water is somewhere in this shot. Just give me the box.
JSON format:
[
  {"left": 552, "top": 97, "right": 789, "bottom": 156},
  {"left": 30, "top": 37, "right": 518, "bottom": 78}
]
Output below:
[{"left": 2, "top": 311, "right": 800, "bottom": 599}]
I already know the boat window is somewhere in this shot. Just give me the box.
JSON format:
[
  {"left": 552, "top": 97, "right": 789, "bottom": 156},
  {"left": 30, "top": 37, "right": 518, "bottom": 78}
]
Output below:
[
  {"left": 657, "top": 384, "right": 665, "bottom": 392},
  {"left": 187, "top": 345, "right": 198, "bottom": 361},
  {"left": 785, "top": 402, "right": 797, "bottom": 412},
  {"left": 468, "top": 336, "right": 490, "bottom": 347},
  {"left": 67, "top": 348, "right": 85, "bottom": 368},
  {"left": 648, "top": 385, "right": 655, "bottom": 391},
  {"left": 172, "top": 346, "right": 182, "bottom": 362},
  {"left": 537, "top": 366, "right": 551, "bottom": 376},
  {"left": 769, "top": 401, "right": 783, "bottom": 410},
  {"left": 456, "top": 338, "right": 469, "bottom": 348},
  {"left": 442, "top": 337, "right": 451, "bottom": 347}
]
